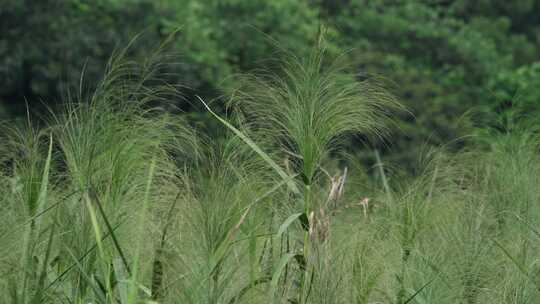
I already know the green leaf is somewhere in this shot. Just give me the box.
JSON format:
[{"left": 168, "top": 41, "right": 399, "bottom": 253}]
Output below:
[
  {"left": 64, "top": 246, "right": 107, "bottom": 302},
  {"left": 88, "top": 188, "right": 131, "bottom": 276},
  {"left": 197, "top": 96, "right": 300, "bottom": 195},
  {"left": 271, "top": 253, "right": 296, "bottom": 294},
  {"left": 34, "top": 134, "right": 53, "bottom": 229},
  {"left": 277, "top": 213, "right": 303, "bottom": 239},
  {"left": 30, "top": 224, "right": 55, "bottom": 304},
  {"left": 210, "top": 174, "right": 298, "bottom": 275},
  {"left": 404, "top": 277, "right": 437, "bottom": 304}
]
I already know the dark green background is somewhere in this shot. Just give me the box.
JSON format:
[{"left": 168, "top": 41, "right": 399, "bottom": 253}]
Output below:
[{"left": 2, "top": 0, "right": 540, "bottom": 168}]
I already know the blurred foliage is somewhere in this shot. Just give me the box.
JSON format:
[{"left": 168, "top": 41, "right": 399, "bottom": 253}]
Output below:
[
  {"left": 1, "top": 0, "right": 540, "bottom": 170},
  {"left": 322, "top": 0, "right": 540, "bottom": 168},
  {"left": 489, "top": 62, "right": 540, "bottom": 112},
  {"left": 158, "top": 0, "right": 323, "bottom": 90}
]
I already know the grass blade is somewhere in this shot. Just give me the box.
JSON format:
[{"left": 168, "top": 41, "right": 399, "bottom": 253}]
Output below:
[
  {"left": 277, "top": 213, "right": 303, "bottom": 239},
  {"left": 31, "top": 224, "right": 55, "bottom": 304},
  {"left": 404, "top": 277, "right": 437, "bottom": 304},
  {"left": 34, "top": 133, "right": 54, "bottom": 229},
  {"left": 88, "top": 188, "right": 131, "bottom": 276},
  {"left": 197, "top": 96, "right": 300, "bottom": 195},
  {"left": 271, "top": 253, "right": 296, "bottom": 296}
]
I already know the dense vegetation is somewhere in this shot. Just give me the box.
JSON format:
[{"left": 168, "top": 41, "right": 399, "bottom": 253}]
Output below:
[
  {"left": 2, "top": 1, "right": 540, "bottom": 304},
  {"left": 1, "top": 36, "right": 540, "bottom": 303},
  {"left": 3, "top": 0, "right": 540, "bottom": 164}
]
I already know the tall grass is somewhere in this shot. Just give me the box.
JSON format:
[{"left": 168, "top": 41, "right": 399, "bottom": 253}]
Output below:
[
  {"left": 224, "top": 38, "right": 402, "bottom": 303},
  {"left": 1, "top": 36, "right": 540, "bottom": 304},
  {"left": 0, "top": 42, "right": 195, "bottom": 303}
]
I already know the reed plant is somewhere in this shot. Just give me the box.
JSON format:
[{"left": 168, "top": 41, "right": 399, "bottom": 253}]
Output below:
[{"left": 1, "top": 34, "right": 540, "bottom": 304}]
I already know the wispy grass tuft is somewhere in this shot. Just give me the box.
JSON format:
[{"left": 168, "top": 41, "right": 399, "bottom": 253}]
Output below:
[{"left": 2, "top": 33, "right": 540, "bottom": 304}]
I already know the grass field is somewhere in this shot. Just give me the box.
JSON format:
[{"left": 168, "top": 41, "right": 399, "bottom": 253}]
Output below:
[{"left": 1, "top": 44, "right": 539, "bottom": 304}]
